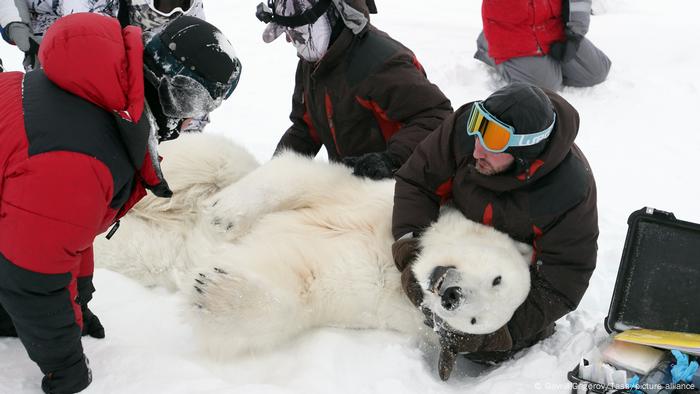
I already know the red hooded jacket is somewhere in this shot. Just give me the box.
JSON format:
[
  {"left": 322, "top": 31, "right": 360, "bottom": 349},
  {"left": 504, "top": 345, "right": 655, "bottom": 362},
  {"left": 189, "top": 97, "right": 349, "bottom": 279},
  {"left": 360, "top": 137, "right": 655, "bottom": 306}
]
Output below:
[
  {"left": 482, "top": 0, "right": 567, "bottom": 64},
  {"left": 0, "top": 13, "right": 166, "bottom": 329}
]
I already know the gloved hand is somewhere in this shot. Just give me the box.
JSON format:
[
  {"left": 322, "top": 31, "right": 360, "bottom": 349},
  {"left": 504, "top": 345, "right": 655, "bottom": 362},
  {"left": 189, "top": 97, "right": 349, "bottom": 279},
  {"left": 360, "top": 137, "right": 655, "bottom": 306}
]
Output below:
[
  {"left": 435, "top": 323, "right": 513, "bottom": 381},
  {"left": 41, "top": 355, "right": 92, "bottom": 394},
  {"left": 671, "top": 349, "right": 699, "bottom": 384},
  {"left": 391, "top": 237, "right": 421, "bottom": 272},
  {"left": 77, "top": 277, "right": 105, "bottom": 339},
  {"left": 342, "top": 151, "right": 398, "bottom": 180},
  {"left": 392, "top": 237, "right": 425, "bottom": 307},
  {"left": 81, "top": 306, "right": 105, "bottom": 339},
  {"left": 6, "top": 22, "right": 41, "bottom": 71},
  {"left": 549, "top": 34, "right": 582, "bottom": 63}
]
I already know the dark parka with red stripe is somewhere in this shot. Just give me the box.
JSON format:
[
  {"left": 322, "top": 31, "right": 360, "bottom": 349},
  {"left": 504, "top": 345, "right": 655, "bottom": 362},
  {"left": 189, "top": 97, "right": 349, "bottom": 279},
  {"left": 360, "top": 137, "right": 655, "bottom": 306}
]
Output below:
[
  {"left": 274, "top": 0, "right": 452, "bottom": 172},
  {"left": 392, "top": 90, "right": 598, "bottom": 356}
]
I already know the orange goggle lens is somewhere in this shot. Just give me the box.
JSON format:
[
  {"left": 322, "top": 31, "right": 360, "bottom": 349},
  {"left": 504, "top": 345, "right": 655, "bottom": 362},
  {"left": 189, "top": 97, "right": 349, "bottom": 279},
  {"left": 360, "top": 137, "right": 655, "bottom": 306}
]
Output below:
[
  {"left": 481, "top": 121, "right": 511, "bottom": 151},
  {"left": 466, "top": 103, "right": 514, "bottom": 152}
]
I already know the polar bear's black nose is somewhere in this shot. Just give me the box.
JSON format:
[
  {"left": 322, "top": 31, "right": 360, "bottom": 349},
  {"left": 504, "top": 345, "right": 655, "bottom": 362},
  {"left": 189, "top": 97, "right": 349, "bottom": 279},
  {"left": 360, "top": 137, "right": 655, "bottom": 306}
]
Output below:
[{"left": 441, "top": 287, "right": 463, "bottom": 311}]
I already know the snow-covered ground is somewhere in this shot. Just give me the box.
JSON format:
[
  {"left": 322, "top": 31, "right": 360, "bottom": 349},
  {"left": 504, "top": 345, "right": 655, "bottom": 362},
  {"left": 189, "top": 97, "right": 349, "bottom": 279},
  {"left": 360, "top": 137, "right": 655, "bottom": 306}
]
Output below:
[{"left": 2, "top": 1, "right": 699, "bottom": 393}]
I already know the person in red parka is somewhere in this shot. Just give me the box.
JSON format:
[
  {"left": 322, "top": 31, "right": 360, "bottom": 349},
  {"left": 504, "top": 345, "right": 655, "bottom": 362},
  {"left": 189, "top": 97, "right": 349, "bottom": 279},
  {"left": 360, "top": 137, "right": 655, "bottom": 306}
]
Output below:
[
  {"left": 0, "top": 13, "right": 240, "bottom": 394},
  {"left": 474, "top": 0, "right": 611, "bottom": 91}
]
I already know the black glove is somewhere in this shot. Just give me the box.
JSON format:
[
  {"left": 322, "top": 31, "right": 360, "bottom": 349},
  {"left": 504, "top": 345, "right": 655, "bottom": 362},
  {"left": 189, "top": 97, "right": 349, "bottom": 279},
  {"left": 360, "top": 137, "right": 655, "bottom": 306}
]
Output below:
[
  {"left": 6, "top": 22, "right": 41, "bottom": 71},
  {"left": 434, "top": 322, "right": 512, "bottom": 381},
  {"left": 392, "top": 237, "right": 426, "bottom": 306},
  {"left": 342, "top": 151, "right": 398, "bottom": 180},
  {"left": 549, "top": 34, "right": 582, "bottom": 63},
  {"left": 391, "top": 237, "right": 421, "bottom": 272},
  {"left": 0, "top": 58, "right": 4, "bottom": 72},
  {"left": 76, "top": 277, "right": 105, "bottom": 339},
  {"left": 81, "top": 307, "right": 105, "bottom": 339},
  {"left": 41, "top": 355, "right": 92, "bottom": 394}
]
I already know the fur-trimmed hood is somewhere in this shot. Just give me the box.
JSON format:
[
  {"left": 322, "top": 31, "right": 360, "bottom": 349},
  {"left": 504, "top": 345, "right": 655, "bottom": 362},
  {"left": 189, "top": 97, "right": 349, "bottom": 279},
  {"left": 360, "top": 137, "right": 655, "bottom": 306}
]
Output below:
[
  {"left": 38, "top": 12, "right": 145, "bottom": 123},
  {"left": 39, "top": 12, "right": 171, "bottom": 197}
]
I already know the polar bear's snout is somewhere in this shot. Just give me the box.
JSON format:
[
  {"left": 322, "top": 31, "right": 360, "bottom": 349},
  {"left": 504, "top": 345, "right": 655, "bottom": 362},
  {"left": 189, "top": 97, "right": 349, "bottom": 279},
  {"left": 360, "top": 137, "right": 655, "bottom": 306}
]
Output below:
[
  {"left": 441, "top": 286, "right": 463, "bottom": 311},
  {"left": 428, "top": 266, "right": 466, "bottom": 311}
]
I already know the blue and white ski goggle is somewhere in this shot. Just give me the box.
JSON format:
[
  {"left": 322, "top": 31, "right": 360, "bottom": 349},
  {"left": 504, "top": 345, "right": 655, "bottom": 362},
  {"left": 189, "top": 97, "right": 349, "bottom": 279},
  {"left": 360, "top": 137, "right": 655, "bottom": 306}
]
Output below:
[
  {"left": 146, "top": 0, "right": 195, "bottom": 17},
  {"left": 466, "top": 101, "right": 555, "bottom": 153}
]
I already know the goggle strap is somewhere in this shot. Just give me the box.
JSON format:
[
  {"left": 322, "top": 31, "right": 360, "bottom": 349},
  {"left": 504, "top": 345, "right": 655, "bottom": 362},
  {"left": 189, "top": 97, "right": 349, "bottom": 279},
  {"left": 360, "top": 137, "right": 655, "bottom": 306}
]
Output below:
[
  {"left": 508, "top": 113, "right": 556, "bottom": 148},
  {"left": 264, "top": 0, "right": 332, "bottom": 28}
]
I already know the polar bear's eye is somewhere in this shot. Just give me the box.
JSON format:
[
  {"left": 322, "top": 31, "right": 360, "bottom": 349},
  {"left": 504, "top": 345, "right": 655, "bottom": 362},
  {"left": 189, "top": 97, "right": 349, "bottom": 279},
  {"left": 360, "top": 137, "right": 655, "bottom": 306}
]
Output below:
[{"left": 492, "top": 276, "right": 502, "bottom": 286}]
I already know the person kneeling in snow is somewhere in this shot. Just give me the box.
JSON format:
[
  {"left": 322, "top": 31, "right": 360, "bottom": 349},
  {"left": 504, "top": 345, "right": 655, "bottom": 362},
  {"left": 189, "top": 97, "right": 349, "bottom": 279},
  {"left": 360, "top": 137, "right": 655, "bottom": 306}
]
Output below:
[
  {"left": 257, "top": 0, "right": 452, "bottom": 180},
  {"left": 392, "top": 83, "right": 599, "bottom": 380},
  {"left": 0, "top": 13, "right": 240, "bottom": 394},
  {"left": 474, "top": 0, "right": 611, "bottom": 91}
]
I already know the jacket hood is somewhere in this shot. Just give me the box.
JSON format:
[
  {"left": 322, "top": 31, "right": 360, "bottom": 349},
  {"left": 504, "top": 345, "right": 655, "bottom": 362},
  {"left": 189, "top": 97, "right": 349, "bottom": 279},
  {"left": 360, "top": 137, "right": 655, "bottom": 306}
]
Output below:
[
  {"left": 332, "top": 0, "right": 370, "bottom": 34},
  {"left": 341, "top": 0, "right": 372, "bottom": 16},
  {"left": 466, "top": 91, "right": 580, "bottom": 192},
  {"left": 39, "top": 13, "right": 145, "bottom": 122}
]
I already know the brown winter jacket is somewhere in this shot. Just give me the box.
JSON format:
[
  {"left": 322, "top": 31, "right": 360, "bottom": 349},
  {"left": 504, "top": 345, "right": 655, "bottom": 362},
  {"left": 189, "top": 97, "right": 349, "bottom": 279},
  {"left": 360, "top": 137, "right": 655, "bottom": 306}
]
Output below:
[
  {"left": 392, "top": 91, "right": 598, "bottom": 351},
  {"left": 274, "top": 2, "right": 452, "bottom": 164}
]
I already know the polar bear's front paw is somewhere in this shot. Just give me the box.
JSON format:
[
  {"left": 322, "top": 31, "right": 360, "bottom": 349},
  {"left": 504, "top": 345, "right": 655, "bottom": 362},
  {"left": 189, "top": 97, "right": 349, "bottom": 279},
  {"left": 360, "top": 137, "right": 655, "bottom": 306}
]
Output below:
[{"left": 203, "top": 198, "right": 258, "bottom": 240}]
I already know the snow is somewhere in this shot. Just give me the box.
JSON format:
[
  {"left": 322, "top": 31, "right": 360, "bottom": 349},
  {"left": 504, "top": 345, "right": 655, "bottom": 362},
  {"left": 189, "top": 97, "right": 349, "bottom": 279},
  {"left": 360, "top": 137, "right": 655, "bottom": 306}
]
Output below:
[{"left": 2, "top": 0, "right": 700, "bottom": 393}]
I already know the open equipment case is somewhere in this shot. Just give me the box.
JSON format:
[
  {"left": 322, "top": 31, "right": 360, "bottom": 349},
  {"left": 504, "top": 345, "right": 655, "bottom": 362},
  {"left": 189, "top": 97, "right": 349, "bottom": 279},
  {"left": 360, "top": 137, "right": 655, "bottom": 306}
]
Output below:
[{"left": 566, "top": 207, "right": 700, "bottom": 394}]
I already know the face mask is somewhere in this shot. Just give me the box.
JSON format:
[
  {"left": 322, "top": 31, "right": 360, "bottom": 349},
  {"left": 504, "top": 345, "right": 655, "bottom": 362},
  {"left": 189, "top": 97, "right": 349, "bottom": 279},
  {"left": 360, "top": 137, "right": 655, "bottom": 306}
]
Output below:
[
  {"left": 259, "top": 0, "right": 333, "bottom": 62},
  {"left": 286, "top": 15, "right": 331, "bottom": 62}
]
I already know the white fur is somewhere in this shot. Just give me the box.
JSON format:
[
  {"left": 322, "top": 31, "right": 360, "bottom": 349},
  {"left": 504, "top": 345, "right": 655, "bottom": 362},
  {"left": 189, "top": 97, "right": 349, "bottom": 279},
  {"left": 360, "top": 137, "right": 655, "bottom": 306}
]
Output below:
[
  {"left": 95, "top": 133, "right": 258, "bottom": 290},
  {"left": 94, "top": 134, "right": 531, "bottom": 358},
  {"left": 413, "top": 210, "right": 531, "bottom": 334}
]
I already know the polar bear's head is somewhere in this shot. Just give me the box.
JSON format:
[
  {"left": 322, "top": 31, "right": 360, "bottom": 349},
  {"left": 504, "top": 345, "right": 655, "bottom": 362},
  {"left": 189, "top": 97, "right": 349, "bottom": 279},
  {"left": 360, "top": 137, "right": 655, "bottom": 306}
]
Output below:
[{"left": 411, "top": 209, "right": 532, "bottom": 335}]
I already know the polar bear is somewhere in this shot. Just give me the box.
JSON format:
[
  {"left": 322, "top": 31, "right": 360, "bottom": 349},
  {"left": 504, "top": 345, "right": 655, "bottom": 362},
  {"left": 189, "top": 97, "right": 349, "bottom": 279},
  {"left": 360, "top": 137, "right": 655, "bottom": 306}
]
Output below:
[{"left": 94, "top": 133, "right": 532, "bottom": 359}]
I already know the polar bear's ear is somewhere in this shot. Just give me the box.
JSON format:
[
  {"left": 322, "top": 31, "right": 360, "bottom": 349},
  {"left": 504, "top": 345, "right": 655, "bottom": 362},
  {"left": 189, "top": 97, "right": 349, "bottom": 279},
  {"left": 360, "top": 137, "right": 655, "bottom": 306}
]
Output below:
[{"left": 515, "top": 242, "right": 534, "bottom": 265}]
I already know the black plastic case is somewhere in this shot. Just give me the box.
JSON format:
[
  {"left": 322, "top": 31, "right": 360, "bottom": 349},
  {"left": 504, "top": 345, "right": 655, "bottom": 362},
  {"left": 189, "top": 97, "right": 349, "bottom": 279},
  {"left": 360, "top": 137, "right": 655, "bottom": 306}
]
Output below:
[
  {"left": 605, "top": 208, "right": 700, "bottom": 335},
  {"left": 567, "top": 207, "right": 700, "bottom": 393}
]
